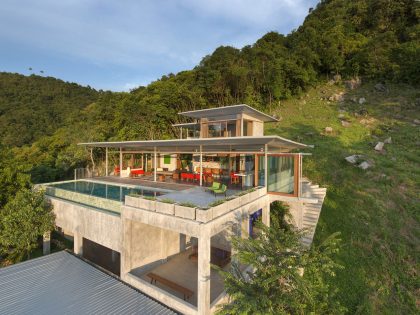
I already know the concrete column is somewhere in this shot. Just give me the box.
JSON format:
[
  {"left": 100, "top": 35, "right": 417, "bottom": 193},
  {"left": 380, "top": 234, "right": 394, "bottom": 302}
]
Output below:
[
  {"left": 74, "top": 232, "right": 83, "bottom": 255},
  {"left": 262, "top": 202, "right": 270, "bottom": 228},
  {"left": 121, "top": 219, "right": 132, "bottom": 278},
  {"left": 43, "top": 231, "right": 51, "bottom": 255},
  {"left": 197, "top": 230, "right": 211, "bottom": 315},
  {"left": 179, "top": 233, "right": 187, "bottom": 252}
]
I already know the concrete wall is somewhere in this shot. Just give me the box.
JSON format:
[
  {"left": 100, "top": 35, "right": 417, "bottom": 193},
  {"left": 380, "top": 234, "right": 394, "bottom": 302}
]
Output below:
[
  {"left": 49, "top": 197, "right": 122, "bottom": 252},
  {"left": 253, "top": 121, "right": 264, "bottom": 136},
  {"left": 125, "top": 221, "right": 182, "bottom": 274},
  {"left": 284, "top": 201, "right": 304, "bottom": 229}
]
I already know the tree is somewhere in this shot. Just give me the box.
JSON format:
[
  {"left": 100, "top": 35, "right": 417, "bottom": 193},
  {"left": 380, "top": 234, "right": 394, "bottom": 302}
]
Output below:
[
  {"left": 216, "top": 212, "right": 345, "bottom": 314},
  {"left": 0, "top": 188, "right": 55, "bottom": 263}
]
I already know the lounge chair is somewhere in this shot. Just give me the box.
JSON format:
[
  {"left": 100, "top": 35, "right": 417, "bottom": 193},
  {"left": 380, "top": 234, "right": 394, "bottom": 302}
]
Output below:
[
  {"left": 208, "top": 182, "right": 221, "bottom": 192},
  {"left": 213, "top": 184, "right": 227, "bottom": 197}
]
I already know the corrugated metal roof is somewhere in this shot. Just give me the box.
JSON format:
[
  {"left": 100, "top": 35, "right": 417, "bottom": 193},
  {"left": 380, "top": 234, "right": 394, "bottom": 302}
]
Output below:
[{"left": 0, "top": 251, "right": 177, "bottom": 315}]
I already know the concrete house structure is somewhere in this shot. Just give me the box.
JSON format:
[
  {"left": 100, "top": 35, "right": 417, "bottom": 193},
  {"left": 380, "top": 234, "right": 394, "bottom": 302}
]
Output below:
[{"left": 41, "top": 104, "right": 326, "bottom": 315}]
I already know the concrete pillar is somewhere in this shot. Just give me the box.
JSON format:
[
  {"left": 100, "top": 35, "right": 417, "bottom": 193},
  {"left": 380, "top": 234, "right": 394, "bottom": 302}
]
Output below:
[
  {"left": 154, "top": 147, "right": 157, "bottom": 182},
  {"left": 74, "top": 232, "right": 83, "bottom": 255},
  {"left": 43, "top": 231, "right": 51, "bottom": 255},
  {"left": 121, "top": 219, "right": 132, "bottom": 278},
  {"left": 199, "top": 145, "right": 203, "bottom": 186},
  {"left": 197, "top": 230, "right": 211, "bottom": 315},
  {"left": 262, "top": 202, "right": 270, "bottom": 228},
  {"left": 179, "top": 233, "right": 187, "bottom": 252}
]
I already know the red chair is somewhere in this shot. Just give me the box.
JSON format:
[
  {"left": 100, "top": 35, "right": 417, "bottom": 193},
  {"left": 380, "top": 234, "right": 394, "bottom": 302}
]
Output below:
[
  {"left": 131, "top": 169, "right": 144, "bottom": 177},
  {"left": 230, "top": 172, "right": 239, "bottom": 185},
  {"left": 114, "top": 166, "right": 120, "bottom": 175}
]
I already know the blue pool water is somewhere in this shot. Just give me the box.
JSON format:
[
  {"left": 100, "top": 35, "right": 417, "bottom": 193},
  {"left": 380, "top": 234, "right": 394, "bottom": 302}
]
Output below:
[{"left": 48, "top": 180, "right": 166, "bottom": 202}]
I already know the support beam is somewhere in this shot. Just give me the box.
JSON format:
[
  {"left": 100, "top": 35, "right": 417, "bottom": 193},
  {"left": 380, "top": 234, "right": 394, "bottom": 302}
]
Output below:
[
  {"left": 199, "top": 145, "right": 203, "bottom": 186},
  {"left": 153, "top": 147, "right": 157, "bottom": 182},
  {"left": 105, "top": 147, "right": 109, "bottom": 176},
  {"left": 43, "top": 231, "right": 51, "bottom": 255},
  {"left": 262, "top": 202, "right": 270, "bottom": 228},
  {"left": 197, "top": 231, "right": 211, "bottom": 315},
  {"left": 119, "top": 147, "right": 123, "bottom": 178}
]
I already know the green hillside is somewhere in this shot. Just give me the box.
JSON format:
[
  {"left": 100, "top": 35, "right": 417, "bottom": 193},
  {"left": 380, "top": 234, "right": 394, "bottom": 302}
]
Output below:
[
  {"left": 0, "top": 0, "right": 419, "bottom": 312},
  {"left": 0, "top": 72, "right": 99, "bottom": 147}
]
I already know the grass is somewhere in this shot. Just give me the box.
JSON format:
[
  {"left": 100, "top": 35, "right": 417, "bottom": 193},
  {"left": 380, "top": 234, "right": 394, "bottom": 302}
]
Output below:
[
  {"left": 178, "top": 201, "right": 198, "bottom": 208},
  {"left": 160, "top": 198, "right": 176, "bottom": 204},
  {"left": 267, "top": 81, "right": 419, "bottom": 314}
]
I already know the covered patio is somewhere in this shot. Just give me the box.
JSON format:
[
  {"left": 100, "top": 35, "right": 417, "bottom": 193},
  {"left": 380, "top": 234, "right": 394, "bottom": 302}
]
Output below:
[{"left": 80, "top": 136, "right": 309, "bottom": 198}]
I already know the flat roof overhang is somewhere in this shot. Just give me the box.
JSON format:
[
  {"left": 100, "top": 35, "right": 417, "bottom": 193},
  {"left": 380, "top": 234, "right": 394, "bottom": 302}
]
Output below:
[
  {"left": 79, "top": 136, "right": 310, "bottom": 153},
  {"left": 179, "top": 104, "right": 279, "bottom": 122}
]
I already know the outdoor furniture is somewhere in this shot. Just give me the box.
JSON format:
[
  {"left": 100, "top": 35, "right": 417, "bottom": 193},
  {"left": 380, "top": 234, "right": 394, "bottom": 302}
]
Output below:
[
  {"left": 207, "top": 182, "right": 221, "bottom": 192},
  {"left": 130, "top": 169, "right": 144, "bottom": 177},
  {"left": 158, "top": 174, "right": 165, "bottom": 182},
  {"left": 213, "top": 184, "right": 227, "bottom": 197},
  {"left": 147, "top": 273, "right": 193, "bottom": 301},
  {"left": 230, "top": 172, "right": 239, "bottom": 185},
  {"left": 114, "top": 166, "right": 120, "bottom": 175}
]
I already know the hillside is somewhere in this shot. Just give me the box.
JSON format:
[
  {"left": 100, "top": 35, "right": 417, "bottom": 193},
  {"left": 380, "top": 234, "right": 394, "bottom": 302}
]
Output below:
[
  {"left": 0, "top": 72, "right": 99, "bottom": 147},
  {"left": 267, "top": 81, "right": 419, "bottom": 313}
]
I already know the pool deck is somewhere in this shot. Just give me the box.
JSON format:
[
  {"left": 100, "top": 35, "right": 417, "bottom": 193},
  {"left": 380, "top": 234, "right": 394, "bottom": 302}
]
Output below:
[{"left": 91, "top": 176, "right": 192, "bottom": 191}]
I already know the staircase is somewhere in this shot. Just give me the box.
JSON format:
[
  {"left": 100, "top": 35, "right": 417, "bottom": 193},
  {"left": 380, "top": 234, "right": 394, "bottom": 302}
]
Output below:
[{"left": 300, "top": 178, "right": 327, "bottom": 247}]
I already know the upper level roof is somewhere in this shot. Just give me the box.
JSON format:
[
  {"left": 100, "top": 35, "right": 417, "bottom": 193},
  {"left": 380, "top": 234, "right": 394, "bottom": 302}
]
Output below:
[{"left": 179, "top": 104, "right": 279, "bottom": 122}]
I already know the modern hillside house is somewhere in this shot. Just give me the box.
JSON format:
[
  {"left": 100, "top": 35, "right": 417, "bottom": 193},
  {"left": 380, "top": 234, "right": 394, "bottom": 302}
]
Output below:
[{"left": 40, "top": 104, "right": 326, "bottom": 315}]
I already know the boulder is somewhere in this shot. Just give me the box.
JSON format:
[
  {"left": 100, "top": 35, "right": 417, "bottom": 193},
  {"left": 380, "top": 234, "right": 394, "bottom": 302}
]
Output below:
[
  {"left": 359, "top": 161, "right": 372, "bottom": 170},
  {"left": 325, "top": 127, "right": 333, "bottom": 134},
  {"left": 414, "top": 119, "right": 420, "bottom": 125},
  {"left": 350, "top": 97, "right": 358, "bottom": 103},
  {"left": 345, "top": 155, "right": 363, "bottom": 164},
  {"left": 359, "top": 97, "right": 366, "bottom": 105},
  {"left": 345, "top": 77, "right": 361, "bottom": 90},
  {"left": 338, "top": 113, "right": 345, "bottom": 119},
  {"left": 384, "top": 137, "right": 392, "bottom": 144},
  {"left": 341, "top": 120, "right": 351, "bottom": 127},
  {"left": 333, "top": 74, "right": 342, "bottom": 82},
  {"left": 329, "top": 92, "right": 345, "bottom": 102},
  {"left": 374, "top": 83, "right": 387, "bottom": 92},
  {"left": 374, "top": 142, "right": 384, "bottom": 151}
]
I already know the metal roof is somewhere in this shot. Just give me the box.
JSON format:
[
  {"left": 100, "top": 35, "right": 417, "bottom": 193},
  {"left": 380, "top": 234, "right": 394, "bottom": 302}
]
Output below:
[
  {"left": 179, "top": 104, "right": 279, "bottom": 122},
  {"left": 0, "top": 251, "right": 177, "bottom": 315},
  {"left": 79, "top": 136, "right": 309, "bottom": 152}
]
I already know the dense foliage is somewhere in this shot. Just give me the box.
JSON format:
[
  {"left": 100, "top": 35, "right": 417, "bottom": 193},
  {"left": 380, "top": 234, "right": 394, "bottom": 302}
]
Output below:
[
  {"left": 0, "top": 189, "right": 55, "bottom": 263},
  {"left": 217, "top": 206, "right": 344, "bottom": 314}
]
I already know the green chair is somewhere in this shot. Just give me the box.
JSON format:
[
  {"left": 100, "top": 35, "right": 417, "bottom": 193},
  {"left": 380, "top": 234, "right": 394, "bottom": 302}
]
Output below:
[
  {"left": 208, "top": 181, "right": 221, "bottom": 192},
  {"left": 213, "top": 184, "right": 227, "bottom": 197}
]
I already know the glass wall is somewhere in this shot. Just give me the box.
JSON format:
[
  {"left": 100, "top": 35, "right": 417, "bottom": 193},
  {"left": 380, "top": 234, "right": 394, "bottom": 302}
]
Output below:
[
  {"left": 268, "top": 156, "right": 295, "bottom": 194},
  {"left": 206, "top": 120, "right": 237, "bottom": 138}
]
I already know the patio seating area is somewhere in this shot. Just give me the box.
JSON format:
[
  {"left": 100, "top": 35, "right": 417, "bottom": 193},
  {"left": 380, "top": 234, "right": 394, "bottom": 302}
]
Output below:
[{"left": 131, "top": 248, "right": 229, "bottom": 307}]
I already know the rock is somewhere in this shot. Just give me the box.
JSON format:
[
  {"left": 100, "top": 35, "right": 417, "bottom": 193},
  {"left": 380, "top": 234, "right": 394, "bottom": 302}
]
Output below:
[
  {"left": 414, "top": 119, "right": 420, "bottom": 125},
  {"left": 350, "top": 97, "right": 358, "bottom": 103},
  {"left": 327, "top": 80, "right": 335, "bottom": 86},
  {"left": 325, "top": 127, "right": 333, "bottom": 134},
  {"left": 329, "top": 92, "right": 345, "bottom": 102},
  {"left": 345, "top": 155, "right": 363, "bottom": 164},
  {"left": 415, "top": 98, "right": 420, "bottom": 106},
  {"left": 359, "top": 97, "right": 366, "bottom": 104},
  {"left": 374, "top": 83, "right": 387, "bottom": 92},
  {"left": 338, "top": 113, "right": 345, "bottom": 119},
  {"left": 341, "top": 120, "right": 351, "bottom": 127},
  {"left": 375, "top": 142, "right": 384, "bottom": 151},
  {"left": 333, "top": 74, "right": 342, "bottom": 82},
  {"left": 359, "top": 161, "right": 372, "bottom": 170},
  {"left": 345, "top": 77, "right": 362, "bottom": 90},
  {"left": 305, "top": 132, "right": 315, "bottom": 137},
  {"left": 384, "top": 137, "right": 392, "bottom": 144}
]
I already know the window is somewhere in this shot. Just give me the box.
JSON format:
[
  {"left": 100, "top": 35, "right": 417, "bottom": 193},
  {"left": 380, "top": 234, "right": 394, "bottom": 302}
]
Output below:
[{"left": 163, "top": 155, "right": 171, "bottom": 164}]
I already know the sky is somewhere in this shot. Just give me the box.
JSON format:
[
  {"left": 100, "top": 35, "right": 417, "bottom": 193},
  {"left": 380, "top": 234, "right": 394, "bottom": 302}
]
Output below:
[{"left": 0, "top": 0, "right": 317, "bottom": 91}]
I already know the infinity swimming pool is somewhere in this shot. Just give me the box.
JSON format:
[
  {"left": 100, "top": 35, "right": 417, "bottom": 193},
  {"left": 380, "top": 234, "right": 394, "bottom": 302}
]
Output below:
[{"left": 47, "top": 180, "right": 167, "bottom": 202}]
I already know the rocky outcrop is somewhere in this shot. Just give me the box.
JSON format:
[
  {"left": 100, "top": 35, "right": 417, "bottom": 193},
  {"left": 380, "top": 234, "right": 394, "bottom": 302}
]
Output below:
[{"left": 345, "top": 77, "right": 361, "bottom": 90}]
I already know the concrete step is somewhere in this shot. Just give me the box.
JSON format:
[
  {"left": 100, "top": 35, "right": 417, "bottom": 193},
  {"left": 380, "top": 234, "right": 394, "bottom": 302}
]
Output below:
[{"left": 303, "top": 213, "right": 320, "bottom": 220}]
